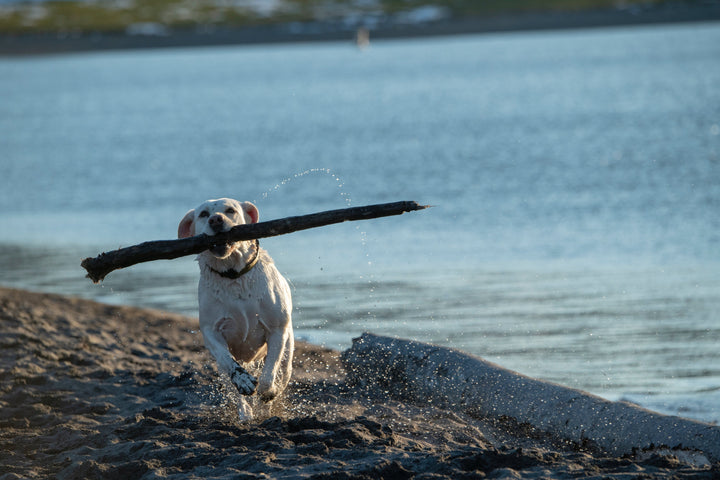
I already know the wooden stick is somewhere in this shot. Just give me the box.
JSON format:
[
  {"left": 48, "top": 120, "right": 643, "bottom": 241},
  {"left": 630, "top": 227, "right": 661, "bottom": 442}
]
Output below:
[{"left": 81, "top": 200, "right": 429, "bottom": 283}]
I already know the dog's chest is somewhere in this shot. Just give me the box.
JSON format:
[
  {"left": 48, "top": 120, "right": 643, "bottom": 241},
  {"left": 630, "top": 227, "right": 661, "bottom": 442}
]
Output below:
[{"left": 198, "top": 271, "right": 267, "bottom": 322}]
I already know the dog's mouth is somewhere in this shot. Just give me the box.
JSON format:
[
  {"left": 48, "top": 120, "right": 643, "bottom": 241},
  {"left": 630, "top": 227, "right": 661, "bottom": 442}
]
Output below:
[{"left": 209, "top": 243, "right": 234, "bottom": 258}]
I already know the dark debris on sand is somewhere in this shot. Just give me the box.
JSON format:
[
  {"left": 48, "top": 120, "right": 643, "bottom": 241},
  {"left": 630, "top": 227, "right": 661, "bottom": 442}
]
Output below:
[{"left": 1, "top": 287, "right": 717, "bottom": 479}]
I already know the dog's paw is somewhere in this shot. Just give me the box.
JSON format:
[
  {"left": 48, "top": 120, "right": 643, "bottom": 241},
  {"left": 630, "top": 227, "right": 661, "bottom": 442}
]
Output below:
[
  {"left": 257, "top": 379, "right": 282, "bottom": 403},
  {"left": 258, "top": 387, "right": 278, "bottom": 403},
  {"left": 231, "top": 366, "right": 257, "bottom": 396}
]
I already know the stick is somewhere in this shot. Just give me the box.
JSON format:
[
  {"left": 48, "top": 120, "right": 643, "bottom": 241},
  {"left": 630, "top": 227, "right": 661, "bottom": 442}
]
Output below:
[{"left": 81, "top": 200, "right": 429, "bottom": 283}]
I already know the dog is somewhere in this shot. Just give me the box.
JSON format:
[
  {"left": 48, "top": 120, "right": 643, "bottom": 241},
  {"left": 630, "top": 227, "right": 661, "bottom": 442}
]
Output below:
[{"left": 178, "top": 198, "right": 293, "bottom": 420}]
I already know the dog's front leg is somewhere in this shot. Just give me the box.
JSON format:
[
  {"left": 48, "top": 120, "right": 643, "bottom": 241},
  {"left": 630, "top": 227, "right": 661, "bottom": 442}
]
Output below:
[
  {"left": 256, "top": 329, "right": 291, "bottom": 402},
  {"left": 275, "top": 332, "right": 294, "bottom": 395},
  {"left": 201, "top": 322, "right": 257, "bottom": 396}
]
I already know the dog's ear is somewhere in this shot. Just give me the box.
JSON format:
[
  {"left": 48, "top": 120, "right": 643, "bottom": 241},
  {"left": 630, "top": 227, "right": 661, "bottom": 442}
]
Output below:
[
  {"left": 241, "top": 202, "right": 259, "bottom": 224},
  {"left": 178, "top": 209, "right": 195, "bottom": 238}
]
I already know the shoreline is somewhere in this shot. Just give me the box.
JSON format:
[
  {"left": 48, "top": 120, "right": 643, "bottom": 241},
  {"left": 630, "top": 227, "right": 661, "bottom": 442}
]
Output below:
[
  {"left": 2, "top": 286, "right": 718, "bottom": 478},
  {"left": 2, "top": 3, "right": 720, "bottom": 56}
]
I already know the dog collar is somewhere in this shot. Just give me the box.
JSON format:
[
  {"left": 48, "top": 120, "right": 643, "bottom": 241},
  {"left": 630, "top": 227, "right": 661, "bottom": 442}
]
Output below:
[{"left": 209, "top": 239, "right": 260, "bottom": 279}]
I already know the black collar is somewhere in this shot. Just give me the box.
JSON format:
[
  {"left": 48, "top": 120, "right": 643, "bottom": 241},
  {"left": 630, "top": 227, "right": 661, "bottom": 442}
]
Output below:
[{"left": 209, "top": 239, "right": 260, "bottom": 279}]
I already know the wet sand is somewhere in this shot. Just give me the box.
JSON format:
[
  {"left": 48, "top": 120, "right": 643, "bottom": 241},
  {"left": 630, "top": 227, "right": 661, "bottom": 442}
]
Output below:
[{"left": 1, "top": 286, "right": 717, "bottom": 479}]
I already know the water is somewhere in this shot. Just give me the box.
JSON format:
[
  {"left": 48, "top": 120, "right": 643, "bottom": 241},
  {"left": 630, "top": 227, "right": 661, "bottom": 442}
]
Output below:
[{"left": 1, "top": 22, "right": 719, "bottom": 423}]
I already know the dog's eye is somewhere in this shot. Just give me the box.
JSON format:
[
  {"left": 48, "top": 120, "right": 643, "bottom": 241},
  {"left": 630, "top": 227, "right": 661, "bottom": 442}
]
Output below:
[
  {"left": 198, "top": 211, "right": 209, "bottom": 218},
  {"left": 225, "top": 208, "right": 237, "bottom": 215}
]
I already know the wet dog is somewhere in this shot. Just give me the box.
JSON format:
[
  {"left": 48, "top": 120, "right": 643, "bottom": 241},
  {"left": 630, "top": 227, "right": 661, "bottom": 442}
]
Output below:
[{"left": 178, "top": 198, "right": 293, "bottom": 419}]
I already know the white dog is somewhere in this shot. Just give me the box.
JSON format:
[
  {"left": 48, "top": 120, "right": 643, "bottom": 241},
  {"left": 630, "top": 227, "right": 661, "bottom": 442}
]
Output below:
[{"left": 178, "top": 198, "right": 293, "bottom": 419}]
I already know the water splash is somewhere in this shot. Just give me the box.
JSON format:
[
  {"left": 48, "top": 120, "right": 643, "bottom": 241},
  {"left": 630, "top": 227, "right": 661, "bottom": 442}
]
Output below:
[
  {"left": 255, "top": 168, "right": 375, "bottom": 264},
  {"left": 256, "top": 168, "right": 352, "bottom": 207},
  {"left": 256, "top": 169, "right": 380, "bottom": 334}
]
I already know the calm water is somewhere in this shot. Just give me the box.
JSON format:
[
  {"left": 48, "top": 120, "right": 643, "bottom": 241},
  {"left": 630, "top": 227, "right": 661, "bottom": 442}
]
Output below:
[{"left": 1, "top": 22, "right": 719, "bottom": 423}]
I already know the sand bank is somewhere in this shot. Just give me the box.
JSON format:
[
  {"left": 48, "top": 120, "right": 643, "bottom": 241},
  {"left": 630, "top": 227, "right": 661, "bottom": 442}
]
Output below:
[
  {"left": 344, "top": 333, "right": 720, "bottom": 463},
  {"left": 1, "top": 3, "right": 720, "bottom": 56},
  {"left": 1, "top": 287, "right": 717, "bottom": 479}
]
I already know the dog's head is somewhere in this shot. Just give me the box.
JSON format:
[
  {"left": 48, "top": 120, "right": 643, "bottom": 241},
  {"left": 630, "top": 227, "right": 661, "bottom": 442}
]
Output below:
[{"left": 178, "top": 198, "right": 259, "bottom": 259}]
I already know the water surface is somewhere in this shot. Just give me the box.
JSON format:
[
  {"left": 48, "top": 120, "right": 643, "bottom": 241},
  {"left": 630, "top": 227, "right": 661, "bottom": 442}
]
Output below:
[{"left": 1, "top": 22, "right": 719, "bottom": 422}]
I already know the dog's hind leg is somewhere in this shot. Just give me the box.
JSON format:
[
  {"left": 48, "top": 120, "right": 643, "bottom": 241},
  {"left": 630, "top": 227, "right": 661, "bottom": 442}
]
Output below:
[{"left": 236, "top": 396, "right": 253, "bottom": 422}]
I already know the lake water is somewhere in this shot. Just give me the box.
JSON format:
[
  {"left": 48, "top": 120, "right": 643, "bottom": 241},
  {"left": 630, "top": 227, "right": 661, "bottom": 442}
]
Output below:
[{"left": 1, "top": 22, "right": 719, "bottom": 424}]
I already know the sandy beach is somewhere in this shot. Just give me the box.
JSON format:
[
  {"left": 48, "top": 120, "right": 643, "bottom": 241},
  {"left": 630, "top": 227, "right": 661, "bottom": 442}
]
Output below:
[{"left": 1, "top": 286, "right": 718, "bottom": 479}]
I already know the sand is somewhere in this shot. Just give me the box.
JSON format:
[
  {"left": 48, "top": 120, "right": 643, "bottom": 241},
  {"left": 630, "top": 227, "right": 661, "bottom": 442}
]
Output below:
[{"left": 1, "top": 286, "right": 717, "bottom": 479}]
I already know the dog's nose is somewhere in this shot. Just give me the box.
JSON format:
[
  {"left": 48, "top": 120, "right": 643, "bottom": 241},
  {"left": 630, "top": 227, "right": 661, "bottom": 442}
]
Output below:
[{"left": 208, "top": 214, "right": 225, "bottom": 233}]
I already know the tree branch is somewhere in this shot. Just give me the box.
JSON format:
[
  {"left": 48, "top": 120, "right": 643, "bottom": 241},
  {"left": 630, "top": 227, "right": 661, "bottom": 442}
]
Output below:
[{"left": 81, "top": 200, "right": 429, "bottom": 283}]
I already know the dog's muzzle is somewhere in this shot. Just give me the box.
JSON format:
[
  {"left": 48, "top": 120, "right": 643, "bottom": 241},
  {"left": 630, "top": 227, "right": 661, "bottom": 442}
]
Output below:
[
  {"left": 209, "top": 214, "right": 226, "bottom": 234},
  {"left": 208, "top": 215, "right": 234, "bottom": 257}
]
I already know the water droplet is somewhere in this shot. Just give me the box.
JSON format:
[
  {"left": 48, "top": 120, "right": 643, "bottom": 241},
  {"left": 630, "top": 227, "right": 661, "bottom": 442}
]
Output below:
[{"left": 257, "top": 168, "right": 353, "bottom": 206}]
